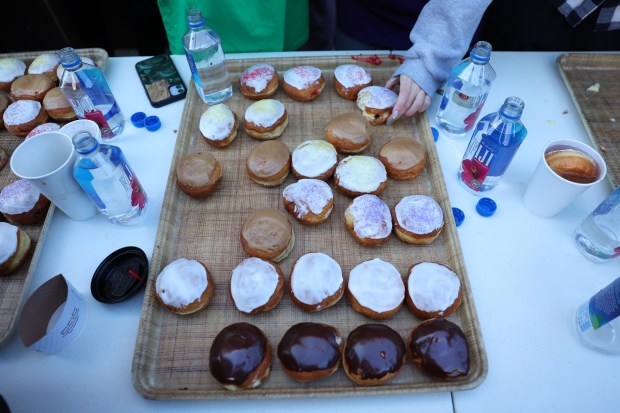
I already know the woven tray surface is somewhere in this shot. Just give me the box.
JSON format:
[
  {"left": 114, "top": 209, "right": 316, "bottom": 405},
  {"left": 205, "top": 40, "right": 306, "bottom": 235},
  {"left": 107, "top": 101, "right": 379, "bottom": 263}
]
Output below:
[
  {"left": 0, "top": 48, "right": 108, "bottom": 343},
  {"left": 558, "top": 53, "right": 620, "bottom": 187},
  {"left": 132, "top": 54, "right": 487, "bottom": 399}
]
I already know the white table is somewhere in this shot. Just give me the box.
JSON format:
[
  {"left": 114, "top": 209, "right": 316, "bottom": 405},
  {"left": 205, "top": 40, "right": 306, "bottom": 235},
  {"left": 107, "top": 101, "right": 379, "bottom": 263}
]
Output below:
[{"left": 0, "top": 52, "right": 617, "bottom": 413}]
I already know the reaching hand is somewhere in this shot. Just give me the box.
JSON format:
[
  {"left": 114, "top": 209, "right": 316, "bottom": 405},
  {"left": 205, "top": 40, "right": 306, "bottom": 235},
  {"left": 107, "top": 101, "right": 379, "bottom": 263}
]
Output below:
[{"left": 385, "top": 74, "right": 431, "bottom": 125}]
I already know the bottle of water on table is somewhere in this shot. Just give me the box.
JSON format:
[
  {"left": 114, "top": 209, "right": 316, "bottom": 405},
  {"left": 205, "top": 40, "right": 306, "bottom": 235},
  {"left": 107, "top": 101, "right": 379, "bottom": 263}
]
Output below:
[
  {"left": 576, "top": 277, "right": 620, "bottom": 354},
  {"left": 72, "top": 132, "right": 147, "bottom": 225},
  {"left": 57, "top": 47, "right": 125, "bottom": 140},
  {"left": 182, "top": 9, "right": 232, "bottom": 104},
  {"left": 436, "top": 41, "right": 496, "bottom": 138},
  {"left": 457, "top": 96, "right": 527, "bottom": 194}
]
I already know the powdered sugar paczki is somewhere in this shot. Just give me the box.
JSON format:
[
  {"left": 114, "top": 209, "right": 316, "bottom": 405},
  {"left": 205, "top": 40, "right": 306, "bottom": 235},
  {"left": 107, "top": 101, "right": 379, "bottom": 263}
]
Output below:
[
  {"left": 199, "top": 103, "right": 235, "bottom": 141},
  {"left": 3, "top": 100, "right": 41, "bottom": 126},
  {"left": 244, "top": 99, "right": 285, "bottom": 127},
  {"left": 291, "top": 140, "right": 337, "bottom": 178},
  {"left": 334, "top": 64, "right": 371, "bottom": 88},
  {"left": 348, "top": 258, "right": 405, "bottom": 313},
  {"left": 283, "top": 66, "right": 322, "bottom": 90},
  {"left": 0, "top": 179, "right": 41, "bottom": 215},
  {"left": 335, "top": 155, "right": 387, "bottom": 193},
  {"left": 357, "top": 86, "right": 398, "bottom": 110},
  {"left": 395, "top": 195, "right": 444, "bottom": 234},
  {"left": 283, "top": 179, "right": 333, "bottom": 218},
  {"left": 0, "top": 58, "right": 26, "bottom": 83},
  {"left": 26, "top": 122, "right": 60, "bottom": 139},
  {"left": 0, "top": 222, "right": 18, "bottom": 265},
  {"left": 240, "top": 64, "right": 276, "bottom": 93},
  {"left": 348, "top": 194, "right": 392, "bottom": 239}
]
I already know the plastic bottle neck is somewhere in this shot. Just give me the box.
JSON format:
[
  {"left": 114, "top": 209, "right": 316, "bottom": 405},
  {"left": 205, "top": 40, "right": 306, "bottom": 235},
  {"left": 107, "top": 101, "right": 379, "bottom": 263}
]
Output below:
[
  {"left": 186, "top": 9, "right": 206, "bottom": 30},
  {"left": 73, "top": 132, "right": 99, "bottom": 156},
  {"left": 470, "top": 41, "right": 492, "bottom": 64},
  {"left": 58, "top": 47, "right": 83, "bottom": 71},
  {"left": 498, "top": 96, "right": 525, "bottom": 122}
]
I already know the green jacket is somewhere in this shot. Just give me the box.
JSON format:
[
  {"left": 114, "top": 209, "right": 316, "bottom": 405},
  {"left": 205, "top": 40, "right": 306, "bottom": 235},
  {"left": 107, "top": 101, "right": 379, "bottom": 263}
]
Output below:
[{"left": 158, "top": 0, "right": 309, "bottom": 54}]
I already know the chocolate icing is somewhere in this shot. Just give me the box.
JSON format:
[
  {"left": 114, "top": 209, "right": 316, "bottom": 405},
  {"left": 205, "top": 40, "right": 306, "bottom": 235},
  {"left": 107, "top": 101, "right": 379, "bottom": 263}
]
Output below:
[
  {"left": 209, "top": 322, "right": 268, "bottom": 385},
  {"left": 277, "top": 322, "right": 341, "bottom": 372},
  {"left": 409, "top": 318, "right": 470, "bottom": 378},
  {"left": 344, "top": 324, "right": 405, "bottom": 380}
]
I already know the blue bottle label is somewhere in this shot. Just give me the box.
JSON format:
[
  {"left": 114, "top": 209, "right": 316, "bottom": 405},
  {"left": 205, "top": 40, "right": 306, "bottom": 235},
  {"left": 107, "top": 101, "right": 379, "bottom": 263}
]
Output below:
[{"left": 588, "top": 278, "right": 620, "bottom": 330}]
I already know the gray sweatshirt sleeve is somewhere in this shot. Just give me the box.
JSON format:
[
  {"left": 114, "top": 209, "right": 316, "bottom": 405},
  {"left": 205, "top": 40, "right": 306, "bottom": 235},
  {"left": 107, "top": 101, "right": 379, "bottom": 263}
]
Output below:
[{"left": 393, "top": 0, "right": 493, "bottom": 96}]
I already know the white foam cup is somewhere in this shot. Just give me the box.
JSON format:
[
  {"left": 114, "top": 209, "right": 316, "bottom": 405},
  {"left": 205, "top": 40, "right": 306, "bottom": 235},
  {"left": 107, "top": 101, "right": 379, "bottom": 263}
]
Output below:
[
  {"left": 10, "top": 131, "right": 99, "bottom": 221},
  {"left": 59, "top": 119, "right": 101, "bottom": 142},
  {"left": 523, "top": 139, "right": 607, "bottom": 218}
]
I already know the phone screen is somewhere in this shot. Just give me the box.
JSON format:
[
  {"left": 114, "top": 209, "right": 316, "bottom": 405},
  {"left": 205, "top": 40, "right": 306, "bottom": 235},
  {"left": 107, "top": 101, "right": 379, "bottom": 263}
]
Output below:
[{"left": 135, "top": 55, "right": 187, "bottom": 107}]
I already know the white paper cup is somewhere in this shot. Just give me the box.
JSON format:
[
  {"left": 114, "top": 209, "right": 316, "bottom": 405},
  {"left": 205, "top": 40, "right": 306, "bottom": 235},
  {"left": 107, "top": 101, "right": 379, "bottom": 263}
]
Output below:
[
  {"left": 10, "top": 132, "right": 99, "bottom": 221},
  {"left": 59, "top": 119, "right": 101, "bottom": 141},
  {"left": 523, "top": 139, "right": 607, "bottom": 218}
]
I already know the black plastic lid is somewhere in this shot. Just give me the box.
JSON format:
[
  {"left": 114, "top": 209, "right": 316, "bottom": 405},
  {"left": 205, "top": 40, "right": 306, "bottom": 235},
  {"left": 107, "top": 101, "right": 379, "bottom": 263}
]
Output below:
[{"left": 91, "top": 246, "right": 149, "bottom": 304}]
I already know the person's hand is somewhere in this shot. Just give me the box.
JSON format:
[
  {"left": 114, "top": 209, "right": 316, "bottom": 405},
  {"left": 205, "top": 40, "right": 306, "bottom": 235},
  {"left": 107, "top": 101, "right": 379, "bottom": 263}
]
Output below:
[{"left": 385, "top": 74, "right": 430, "bottom": 125}]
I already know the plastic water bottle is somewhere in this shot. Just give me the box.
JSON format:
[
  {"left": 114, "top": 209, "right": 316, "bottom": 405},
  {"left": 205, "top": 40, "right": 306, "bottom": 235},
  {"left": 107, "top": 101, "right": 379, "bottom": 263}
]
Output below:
[
  {"left": 57, "top": 47, "right": 125, "bottom": 140},
  {"left": 457, "top": 96, "right": 527, "bottom": 194},
  {"left": 436, "top": 41, "right": 496, "bottom": 138},
  {"left": 574, "top": 186, "right": 620, "bottom": 262},
  {"left": 182, "top": 9, "right": 232, "bottom": 104},
  {"left": 72, "top": 132, "right": 147, "bottom": 225},
  {"left": 576, "top": 277, "right": 620, "bottom": 354}
]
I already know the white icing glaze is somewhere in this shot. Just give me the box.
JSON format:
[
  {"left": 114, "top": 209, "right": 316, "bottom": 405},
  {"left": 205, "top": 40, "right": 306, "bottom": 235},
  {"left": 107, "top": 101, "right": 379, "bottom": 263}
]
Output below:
[
  {"left": 283, "top": 179, "right": 333, "bottom": 218},
  {"left": 283, "top": 65, "right": 322, "bottom": 90},
  {"left": 240, "top": 64, "right": 275, "bottom": 93},
  {"left": 291, "top": 140, "right": 337, "bottom": 178},
  {"left": 3, "top": 100, "right": 41, "bottom": 126},
  {"left": 348, "top": 258, "right": 404, "bottom": 313},
  {"left": 334, "top": 64, "right": 371, "bottom": 88},
  {"left": 0, "top": 222, "right": 18, "bottom": 265},
  {"left": 335, "top": 156, "right": 387, "bottom": 193},
  {"left": 26, "top": 122, "right": 60, "bottom": 139},
  {"left": 357, "top": 86, "right": 397, "bottom": 110},
  {"left": 408, "top": 262, "right": 460, "bottom": 315},
  {"left": 0, "top": 179, "right": 41, "bottom": 215},
  {"left": 231, "top": 257, "right": 279, "bottom": 313},
  {"left": 290, "top": 252, "right": 342, "bottom": 306},
  {"left": 199, "top": 103, "right": 235, "bottom": 141},
  {"left": 155, "top": 258, "right": 208, "bottom": 308},
  {"left": 244, "top": 99, "right": 285, "bottom": 127},
  {"left": 348, "top": 194, "right": 392, "bottom": 239},
  {"left": 395, "top": 195, "right": 443, "bottom": 235},
  {"left": 28, "top": 54, "right": 60, "bottom": 75},
  {"left": 0, "top": 58, "right": 26, "bottom": 82}
]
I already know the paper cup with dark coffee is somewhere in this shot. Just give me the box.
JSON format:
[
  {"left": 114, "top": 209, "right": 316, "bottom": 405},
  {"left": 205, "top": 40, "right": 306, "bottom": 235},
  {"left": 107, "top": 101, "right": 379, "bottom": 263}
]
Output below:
[{"left": 523, "top": 139, "right": 607, "bottom": 218}]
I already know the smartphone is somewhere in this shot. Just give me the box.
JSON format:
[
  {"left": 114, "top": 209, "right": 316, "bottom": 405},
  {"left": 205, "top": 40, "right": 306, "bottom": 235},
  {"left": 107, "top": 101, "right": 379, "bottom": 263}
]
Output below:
[{"left": 135, "top": 55, "right": 187, "bottom": 107}]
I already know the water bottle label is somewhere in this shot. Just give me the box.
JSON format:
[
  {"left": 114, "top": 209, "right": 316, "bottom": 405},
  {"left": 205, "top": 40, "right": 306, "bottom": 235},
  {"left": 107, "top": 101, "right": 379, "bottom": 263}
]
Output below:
[
  {"left": 460, "top": 157, "right": 490, "bottom": 191},
  {"left": 84, "top": 109, "right": 113, "bottom": 138},
  {"left": 587, "top": 278, "right": 620, "bottom": 330}
]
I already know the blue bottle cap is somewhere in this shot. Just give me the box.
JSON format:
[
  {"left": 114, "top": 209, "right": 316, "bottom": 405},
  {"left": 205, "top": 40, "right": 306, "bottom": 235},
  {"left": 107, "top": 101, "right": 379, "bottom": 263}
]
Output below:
[
  {"left": 452, "top": 207, "right": 465, "bottom": 226},
  {"left": 144, "top": 115, "right": 161, "bottom": 131},
  {"left": 476, "top": 197, "right": 497, "bottom": 217},
  {"left": 131, "top": 112, "right": 147, "bottom": 128},
  {"left": 431, "top": 127, "right": 439, "bottom": 142}
]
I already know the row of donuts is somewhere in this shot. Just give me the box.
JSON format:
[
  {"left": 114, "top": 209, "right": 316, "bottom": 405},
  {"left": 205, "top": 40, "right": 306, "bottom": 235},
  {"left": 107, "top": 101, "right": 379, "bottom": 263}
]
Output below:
[
  {"left": 155, "top": 255, "right": 462, "bottom": 319},
  {"left": 208, "top": 319, "right": 470, "bottom": 390}
]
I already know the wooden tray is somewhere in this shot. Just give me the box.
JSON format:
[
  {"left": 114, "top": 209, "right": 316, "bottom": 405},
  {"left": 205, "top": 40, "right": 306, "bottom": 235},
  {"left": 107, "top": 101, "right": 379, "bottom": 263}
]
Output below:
[
  {"left": 0, "top": 48, "right": 108, "bottom": 344},
  {"left": 557, "top": 53, "right": 620, "bottom": 187},
  {"left": 132, "top": 55, "right": 488, "bottom": 399}
]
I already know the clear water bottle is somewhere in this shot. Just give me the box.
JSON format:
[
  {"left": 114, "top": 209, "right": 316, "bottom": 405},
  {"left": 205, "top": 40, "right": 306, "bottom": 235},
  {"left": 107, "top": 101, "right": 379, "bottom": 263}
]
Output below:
[
  {"left": 182, "top": 9, "right": 232, "bottom": 105},
  {"left": 436, "top": 41, "right": 496, "bottom": 138},
  {"left": 576, "top": 277, "right": 620, "bottom": 354},
  {"left": 57, "top": 47, "right": 125, "bottom": 140},
  {"left": 72, "top": 132, "right": 147, "bottom": 225},
  {"left": 574, "top": 186, "right": 620, "bottom": 262},
  {"left": 457, "top": 96, "right": 527, "bottom": 194}
]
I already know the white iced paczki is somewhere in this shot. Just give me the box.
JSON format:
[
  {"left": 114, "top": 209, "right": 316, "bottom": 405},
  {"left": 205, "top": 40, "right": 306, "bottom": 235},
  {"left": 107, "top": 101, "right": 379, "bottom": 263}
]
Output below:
[
  {"left": 347, "top": 194, "right": 392, "bottom": 239},
  {"left": 283, "top": 179, "right": 333, "bottom": 219},
  {"left": 334, "top": 64, "right": 371, "bottom": 89},
  {"left": 291, "top": 140, "right": 337, "bottom": 178},
  {"left": 290, "top": 252, "right": 342, "bottom": 307},
  {"left": 408, "top": 262, "right": 460, "bottom": 316},
  {"left": 28, "top": 53, "right": 60, "bottom": 75},
  {"left": 356, "top": 86, "right": 398, "bottom": 110},
  {"left": 0, "top": 179, "right": 41, "bottom": 215},
  {"left": 240, "top": 64, "right": 276, "bottom": 93},
  {"left": 283, "top": 65, "right": 322, "bottom": 90},
  {"left": 2, "top": 100, "right": 41, "bottom": 126},
  {"left": 0, "top": 222, "right": 18, "bottom": 265},
  {"left": 395, "top": 195, "right": 443, "bottom": 235},
  {"left": 348, "top": 258, "right": 404, "bottom": 314},
  {"left": 199, "top": 103, "right": 235, "bottom": 141},
  {"left": 0, "top": 58, "right": 26, "bottom": 83},
  {"left": 155, "top": 258, "right": 207, "bottom": 309},
  {"left": 335, "top": 155, "right": 387, "bottom": 193},
  {"left": 231, "top": 257, "right": 280, "bottom": 313},
  {"left": 244, "top": 99, "right": 285, "bottom": 128}
]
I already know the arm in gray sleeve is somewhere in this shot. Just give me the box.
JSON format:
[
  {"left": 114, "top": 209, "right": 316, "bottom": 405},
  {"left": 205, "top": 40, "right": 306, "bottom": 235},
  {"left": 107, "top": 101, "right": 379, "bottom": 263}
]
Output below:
[{"left": 393, "top": 0, "right": 493, "bottom": 96}]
